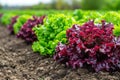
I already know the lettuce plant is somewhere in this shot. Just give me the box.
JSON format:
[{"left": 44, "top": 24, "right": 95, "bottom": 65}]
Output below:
[
  {"left": 79, "top": 11, "right": 102, "bottom": 24},
  {"left": 32, "top": 14, "right": 76, "bottom": 56},
  {"left": 13, "top": 15, "right": 32, "bottom": 34},
  {"left": 72, "top": 9, "right": 83, "bottom": 21},
  {"left": 8, "top": 16, "right": 19, "bottom": 34},
  {"left": 113, "top": 25, "right": 120, "bottom": 36},
  {"left": 103, "top": 11, "right": 120, "bottom": 25},
  {"left": 0, "top": 13, "right": 3, "bottom": 23},
  {"left": 17, "top": 16, "right": 45, "bottom": 43},
  {"left": 54, "top": 20, "right": 120, "bottom": 72},
  {"left": 103, "top": 12, "right": 120, "bottom": 37},
  {"left": 1, "top": 14, "right": 15, "bottom": 25},
  {"left": 0, "top": 13, "right": 3, "bottom": 18}
]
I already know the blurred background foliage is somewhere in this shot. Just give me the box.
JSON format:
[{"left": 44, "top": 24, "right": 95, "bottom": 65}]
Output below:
[
  {"left": 30, "top": 0, "right": 81, "bottom": 10},
  {"left": 81, "top": 0, "right": 120, "bottom": 10},
  {"left": 0, "top": 4, "right": 2, "bottom": 9},
  {"left": 1, "top": 0, "right": 120, "bottom": 10}
]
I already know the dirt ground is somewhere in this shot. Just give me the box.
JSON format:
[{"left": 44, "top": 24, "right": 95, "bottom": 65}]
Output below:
[{"left": 0, "top": 25, "right": 120, "bottom": 80}]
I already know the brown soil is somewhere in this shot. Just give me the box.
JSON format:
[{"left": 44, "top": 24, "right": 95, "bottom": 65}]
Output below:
[{"left": 0, "top": 25, "right": 120, "bottom": 80}]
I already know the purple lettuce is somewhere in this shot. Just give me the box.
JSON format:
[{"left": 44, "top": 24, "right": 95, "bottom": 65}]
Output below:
[
  {"left": 54, "top": 20, "right": 120, "bottom": 72},
  {"left": 8, "top": 16, "right": 19, "bottom": 34},
  {"left": 17, "top": 15, "right": 45, "bottom": 44},
  {"left": 0, "top": 13, "right": 3, "bottom": 18}
]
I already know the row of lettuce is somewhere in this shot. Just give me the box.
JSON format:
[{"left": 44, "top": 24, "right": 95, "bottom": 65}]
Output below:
[{"left": 0, "top": 10, "right": 120, "bottom": 72}]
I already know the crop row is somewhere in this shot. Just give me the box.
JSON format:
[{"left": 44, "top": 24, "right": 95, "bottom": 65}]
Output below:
[{"left": 0, "top": 10, "right": 120, "bottom": 72}]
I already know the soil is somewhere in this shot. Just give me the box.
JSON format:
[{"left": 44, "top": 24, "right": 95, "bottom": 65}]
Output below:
[{"left": 0, "top": 25, "right": 120, "bottom": 80}]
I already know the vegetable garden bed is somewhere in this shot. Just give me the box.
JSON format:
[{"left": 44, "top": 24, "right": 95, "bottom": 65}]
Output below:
[
  {"left": 1, "top": 9, "right": 120, "bottom": 80},
  {"left": 0, "top": 25, "right": 120, "bottom": 80}
]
